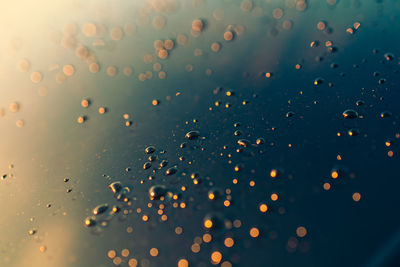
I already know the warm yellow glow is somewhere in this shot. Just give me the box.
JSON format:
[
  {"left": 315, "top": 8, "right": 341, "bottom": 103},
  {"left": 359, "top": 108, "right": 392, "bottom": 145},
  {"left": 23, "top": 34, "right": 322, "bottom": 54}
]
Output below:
[
  {"left": 250, "top": 227, "right": 260, "bottom": 238},
  {"left": 259, "top": 204, "right": 268, "bottom": 213},
  {"left": 204, "top": 219, "right": 213, "bottom": 229}
]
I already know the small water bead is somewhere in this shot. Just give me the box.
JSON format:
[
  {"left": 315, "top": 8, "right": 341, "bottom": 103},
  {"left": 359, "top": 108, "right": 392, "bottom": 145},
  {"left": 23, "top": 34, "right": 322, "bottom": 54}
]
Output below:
[
  {"left": 185, "top": 131, "right": 200, "bottom": 140},
  {"left": 159, "top": 160, "right": 168, "bottom": 168},
  {"left": 84, "top": 216, "right": 96, "bottom": 227},
  {"left": 256, "top": 138, "right": 265, "bottom": 145},
  {"left": 207, "top": 188, "right": 222, "bottom": 200},
  {"left": 378, "top": 78, "right": 386, "bottom": 84},
  {"left": 109, "top": 181, "right": 122, "bottom": 194},
  {"left": 148, "top": 155, "right": 158, "bottom": 162},
  {"left": 342, "top": 109, "right": 358, "bottom": 119},
  {"left": 384, "top": 53, "right": 394, "bottom": 61},
  {"left": 149, "top": 185, "right": 167, "bottom": 200},
  {"left": 234, "top": 130, "right": 242, "bottom": 136},
  {"left": 314, "top": 77, "right": 324, "bottom": 85},
  {"left": 81, "top": 99, "right": 90, "bottom": 108},
  {"left": 77, "top": 116, "right": 86, "bottom": 124},
  {"left": 380, "top": 111, "right": 392, "bottom": 118},
  {"left": 93, "top": 203, "right": 109, "bottom": 215},
  {"left": 165, "top": 166, "right": 177, "bottom": 176},
  {"left": 286, "top": 111, "right": 295, "bottom": 118},
  {"left": 145, "top": 146, "right": 156, "bottom": 154},
  {"left": 98, "top": 107, "right": 107, "bottom": 114},
  {"left": 348, "top": 128, "right": 360, "bottom": 136},
  {"left": 237, "top": 139, "right": 251, "bottom": 147},
  {"left": 110, "top": 205, "right": 120, "bottom": 215},
  {"left": 310, "top": 40, "right": 319, "bottom": 48},
  {"left": 385, "top": 140, "right": 393, "bottom": 147},
  {"left": 203, "top": 214, "right": 220, "bottom": 230},
  {"left": 355, "top": 100, "right": 364, "bottom": 106},
  {"left": 143, "top": 162, "right": 152, "bottom": 170},
  {"left": 270, "top": 169, "right": 281, "bottom": 178},
  {"left": 28, "top": 229, "right": 36, "bottom": 235}
]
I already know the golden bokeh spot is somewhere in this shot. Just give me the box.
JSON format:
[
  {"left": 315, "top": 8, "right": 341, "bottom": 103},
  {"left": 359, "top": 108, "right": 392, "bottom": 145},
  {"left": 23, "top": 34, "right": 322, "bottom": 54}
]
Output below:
[
  {"left": 224, "top": 237, "right": 234, "bottom": 248},
  {"left": 107, "top": 250, "right": 116, "bottom": 259},
  {"left": 352, "top": 192, "right": 361, "bottom": 202},
  {"left": 296, "top": 226, "right": 307, "bottom": 237},
  {"left": 211, "top": 251, "right": 222, "bottom": 264},
  {"left": 203, "top": 233, "right": 212, "bottom": 243},
  {"left": 178, "top": 259, "right": 189, "bottom": 267},
  {"left": 150, "top": 248, "right": 159, "bottom": 257},
  {"left": 204, "top": 219, "right": 213, "bottom": 229},
  {"left": 259, "top": 203, "right": 268, "bottom": 213},
  {"left": 250, "top": 227, "right": 260, "bottom": 238}
]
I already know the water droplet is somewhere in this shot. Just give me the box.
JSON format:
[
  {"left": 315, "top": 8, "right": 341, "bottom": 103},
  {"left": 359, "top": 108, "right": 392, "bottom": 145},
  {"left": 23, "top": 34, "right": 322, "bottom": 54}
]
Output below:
[
  {"left": 185, "top": 131, "right": 200, "bottom": 140},
  {"left": 286, "top": 111, "right": 295, "bottom": 118},
  {"left": 84, "top": 216, "right": 96, "bottom": 227},
  {"left": 159, "top": 159, "right": 168, "bottom": 168},
  {"left": 148, "top": 155, "right": 158, "bottom": 162},
  {"left": 380, "top": 111, "right": 392, "bottom": 118},
  {"left": 256, "top": 138, "right": 265, "bottom": 145},
  {"left": 165, "top": 166, "right": 177, "bottom": 176},
  {"left": 348, "top": 128, "right": 360, "bottom": 136},
  {"left": 314, "top": 77, "right": 324, "bottom": 85},
  {"left": 237, "top": 139, "right": 251, "bottom": 147},
  {"left": 109, "top": 181, "right": 122, "bottom": 194},
  {"left": 384, "top": 52, "right": 394, "bottom": 61},
  {"left": 145, "top": 146, "right": 156, "bottom": 154},
  {"left": 342, "top": 109, "right": 358, "bottom": 119},
  {"left": 143, "top": 162, "right": 152, "bottom": 170},
  {"left": 355, "top": 100, "right": 364, "bottom": 106},
  {"left": 93, "top": 203, "right": 109, "bottom": 215}
]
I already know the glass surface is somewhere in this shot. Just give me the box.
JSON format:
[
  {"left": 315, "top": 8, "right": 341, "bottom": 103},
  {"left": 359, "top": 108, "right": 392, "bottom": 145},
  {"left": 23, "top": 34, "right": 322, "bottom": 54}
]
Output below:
[{"left": 1, "top": 0, "right": 399, "bottom": 266}]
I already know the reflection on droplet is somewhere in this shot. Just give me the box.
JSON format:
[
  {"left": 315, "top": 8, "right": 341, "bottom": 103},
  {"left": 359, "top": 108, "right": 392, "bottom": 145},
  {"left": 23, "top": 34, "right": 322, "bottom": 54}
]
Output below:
[
  {"left": 93, "top": 203, "right": 108, "bottom": 215},
  {"left": 238, "top": 139, "right": 251, "bottom": 147},
  {"left": 165, "top": 166, "right": 177, "bottom": 176},
  {"left": 342, "top": 109, "right": 358, "bottom": 119},
  {"left": 185, "top": 130, "right": 200, "bottom": 140},
  {"left": 109, "top": 181, "right": 122, "bottom": 194},
  {"left": 84, "top": 216, "right": 96, "bottom": 227}
]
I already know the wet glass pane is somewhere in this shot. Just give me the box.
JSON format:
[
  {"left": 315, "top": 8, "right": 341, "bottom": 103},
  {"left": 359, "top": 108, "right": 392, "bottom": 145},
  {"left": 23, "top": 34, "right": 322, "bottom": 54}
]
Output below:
[{"left": 1, "top": 0, "right": 400, "bottom": 266}]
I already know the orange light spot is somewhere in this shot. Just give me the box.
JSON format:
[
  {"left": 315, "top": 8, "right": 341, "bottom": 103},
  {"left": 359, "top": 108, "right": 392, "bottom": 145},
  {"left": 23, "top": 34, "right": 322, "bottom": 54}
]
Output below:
[
  {"left": 224, "top": 237, "right": 234, "bottom": 248},
  {"left": 296, "top": 226, "right": 307, "bottom": 237},
  {"left": 259, "top": 204, "right": 268, "bottom": 213},
  {"left": 352, "top": 192, "right": 361, "bottom": 202},
  {"left": 211, "top": 251, "right": 222, "bottom": 264},
  {"left": 250, "top": 227, "right": 260, "bottom": 238}
]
